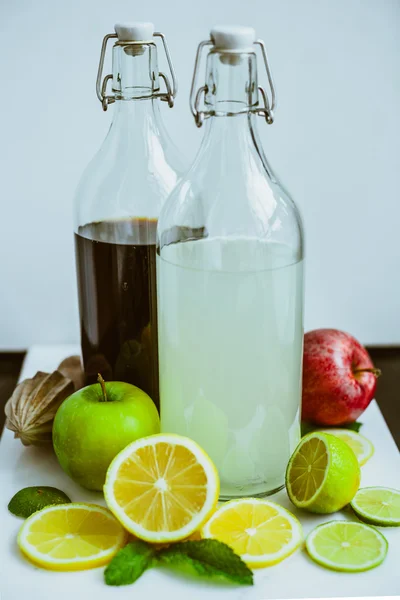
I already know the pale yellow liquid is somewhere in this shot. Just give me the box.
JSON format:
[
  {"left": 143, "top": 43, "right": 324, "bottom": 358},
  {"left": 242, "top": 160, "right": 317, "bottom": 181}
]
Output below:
[{"left": 158, "top": 238, "right": 303, "bottom": 498}]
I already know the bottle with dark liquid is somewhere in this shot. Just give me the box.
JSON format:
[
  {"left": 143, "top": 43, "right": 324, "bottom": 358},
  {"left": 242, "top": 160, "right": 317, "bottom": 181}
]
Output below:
[{"left": 74, "top": 22, "right": 185, "bottom": 409}]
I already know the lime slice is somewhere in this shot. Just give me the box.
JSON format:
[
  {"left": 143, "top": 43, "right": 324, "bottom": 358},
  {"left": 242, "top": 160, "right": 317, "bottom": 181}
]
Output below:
[
  {"left": 8, "top": 486, "right": 71, "bottom": 518},
  {"left": 286, "top": 432, "right": 361, "bottom": 513},
  {"left": 306, "top": 521, "right": 388, "bottom": 572},
  {"left": 351, "top": 487, "right": 400, "bottom": 526},
  {"left": 319, "top": 429, "right": 374, "bottom": 466}
]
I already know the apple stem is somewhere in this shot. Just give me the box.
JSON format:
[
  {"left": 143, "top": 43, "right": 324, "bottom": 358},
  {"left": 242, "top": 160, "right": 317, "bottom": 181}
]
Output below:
[
  {"left": 353, "top": 367, "right": 382, "bottom": 378},
  {"left": 97, "top": 373, "right": 108, "bottom": 402}
]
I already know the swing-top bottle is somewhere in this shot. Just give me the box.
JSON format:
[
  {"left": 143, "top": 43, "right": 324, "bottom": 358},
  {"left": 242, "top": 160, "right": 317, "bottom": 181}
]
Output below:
[
  {"left": 74, "top": 22, "right": 185, "bottom": 409},
  {"left": 157, "top": 25, "right": 304, "bottom": 499}
]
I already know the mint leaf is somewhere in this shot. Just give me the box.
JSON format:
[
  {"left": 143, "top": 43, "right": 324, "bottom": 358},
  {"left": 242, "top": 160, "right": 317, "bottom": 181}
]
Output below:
[
  {"left": 104, "top": 541, "right": 156, "bottom": 586},
  {"left": 301, "top": 421, "right": 363, "bottom": 436},
  {"left": 158, "top": 539, "right": 253, "bottom": 586}
]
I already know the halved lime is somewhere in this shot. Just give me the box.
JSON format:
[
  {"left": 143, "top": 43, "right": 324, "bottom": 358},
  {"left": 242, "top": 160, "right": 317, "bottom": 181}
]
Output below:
[
  {"left": 351, "top": 487, "right": 400, "bottom": 526},
  {"left": 286, "top": 432, "right": 361, "bottom": 513},
  {"left": 306, "top": 521, "right": 388, "bottom": 572},
  {"left": 319, "top": 429, "right": 374, "bottom": 466}
]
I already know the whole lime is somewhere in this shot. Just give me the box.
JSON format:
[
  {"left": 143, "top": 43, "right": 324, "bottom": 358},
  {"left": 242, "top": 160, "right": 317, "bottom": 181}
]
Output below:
[{"left": 52, "top": 376, "right": 160, "bottom": 490}]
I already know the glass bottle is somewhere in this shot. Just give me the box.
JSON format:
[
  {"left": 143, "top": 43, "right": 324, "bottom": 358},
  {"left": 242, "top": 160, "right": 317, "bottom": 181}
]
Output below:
[
  {"left": 74, "top": 22, "right": 185, "bottom": 409},
  {"left": 157, "top": 26, "right": 304, "bottom": 499}
]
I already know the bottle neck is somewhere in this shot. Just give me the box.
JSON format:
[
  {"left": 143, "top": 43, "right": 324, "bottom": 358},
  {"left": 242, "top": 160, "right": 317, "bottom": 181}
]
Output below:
[
  {"left": 202, "top": 112, "right": 253, "bottom": 149},
  {"left": 108, "top": 41, "right": 165, "bottom": 141},
  {"left": 112, "top": 41, "right": 160, "bottom": 100},
  {"left": 200, "top": 50, "right": 259, "bottom": 160},
  {"left": 196, "top": 111, "right": 269, "bottom": 180},
  {"left": 194, "top": 50, "right": 275, "bottom": 179},
  {"left": 107, "top": 97, "right": 165, "bottom": 149},
  {"left": 205, "top": 50, "right": 258, "bottom": 116}
]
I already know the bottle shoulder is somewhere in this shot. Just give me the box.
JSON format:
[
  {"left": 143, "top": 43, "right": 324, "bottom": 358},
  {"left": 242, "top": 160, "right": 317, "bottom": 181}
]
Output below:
[
  {"left": 74, "top": 103, "right": 187, "bottom": 229},
  {"left": 158, "top": 121, "right": 303, "bottom": 257}
]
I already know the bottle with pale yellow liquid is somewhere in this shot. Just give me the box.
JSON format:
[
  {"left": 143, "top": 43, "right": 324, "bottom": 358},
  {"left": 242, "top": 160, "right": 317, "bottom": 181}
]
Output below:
[{"left": 157, "top": 25, "right": 304, "bottom": 500}]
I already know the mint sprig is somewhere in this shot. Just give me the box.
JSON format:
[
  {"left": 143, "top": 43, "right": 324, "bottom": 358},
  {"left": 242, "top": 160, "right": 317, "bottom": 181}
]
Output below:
[
  {"left": 158, "top": 539, "right": 253, "bottom": 585},
  {"left": 104, "top": 538, "right": 253, "bottom": 587},
  {"left": 104, "top": 540, "right": 156, "bottom": 586}
]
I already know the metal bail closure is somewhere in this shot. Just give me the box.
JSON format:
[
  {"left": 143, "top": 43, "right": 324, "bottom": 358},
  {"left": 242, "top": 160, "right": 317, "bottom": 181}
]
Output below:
[
  {"left": 96, "top": 29, "right": 177, "bottom": 111},
  {"left": 190, "top": 33, "right": 277, "bottom": 127},
  {"left": 96, "top": 33, "right": 117, "bottom": 111}
]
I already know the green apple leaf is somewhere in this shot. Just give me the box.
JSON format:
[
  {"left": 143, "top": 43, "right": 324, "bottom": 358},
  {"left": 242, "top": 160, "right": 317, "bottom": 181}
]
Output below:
[
  {"left": 342, "top": 421, "right": 363, "bottom": 432},
  {"left": 301, "top": 421, "right": 363, "bottom": 436}
]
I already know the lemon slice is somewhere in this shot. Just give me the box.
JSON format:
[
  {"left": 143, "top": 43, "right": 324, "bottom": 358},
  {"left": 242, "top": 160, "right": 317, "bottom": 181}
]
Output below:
[
  {"left": 286, "top": 432, "right": 361, "bottom": 513},
  {"left": 201, "top": 498, "right": 303, "bottom": 568},
  {"left": 18, "top": 503, "right": 127, "bottom": 571},
  {"left": 306, "top": 521, "right": 388, "bottom": 572},
  {"left": 104, "top": 433, "right": 219, "bottom": 543},
  {"left": 351, "top": 487, "right": 400, "bottom": 526},
  {"left": 319, "top": 429, "right": 374, "bottom": 466}
]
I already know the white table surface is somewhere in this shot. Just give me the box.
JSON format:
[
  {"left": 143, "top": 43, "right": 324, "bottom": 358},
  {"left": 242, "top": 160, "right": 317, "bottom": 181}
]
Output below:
[{"left": 1, "top": 345, "right": 399, "bottom": 600}]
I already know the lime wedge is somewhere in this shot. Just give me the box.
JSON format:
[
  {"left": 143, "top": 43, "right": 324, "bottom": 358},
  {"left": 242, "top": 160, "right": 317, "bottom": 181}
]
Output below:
[
  {"left": 351, "top": 486, "right": 400, "bottom": 526},
  {"left": 306, "top": 521, "right": 388, "bottom": 572},
  {"left": 286, "top": 432, "right": 360, "bottom": 513},
  {"left": 318, "top": 429, "right": 374, "bottom": 466}
]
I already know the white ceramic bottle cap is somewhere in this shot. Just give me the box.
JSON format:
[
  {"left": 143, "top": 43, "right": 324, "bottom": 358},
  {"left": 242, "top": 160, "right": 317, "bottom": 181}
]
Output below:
[
  {"left": 114, "top": 22, "right": 155, "bottom": 42},
  {"left": 210, "top": 25, "right": 256, "bottom": 52}
]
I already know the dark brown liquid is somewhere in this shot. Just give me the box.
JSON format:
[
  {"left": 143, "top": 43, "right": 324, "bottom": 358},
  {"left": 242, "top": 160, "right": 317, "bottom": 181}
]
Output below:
[{"left": 75, "top": 218, "right": 159, "bottom": 408}]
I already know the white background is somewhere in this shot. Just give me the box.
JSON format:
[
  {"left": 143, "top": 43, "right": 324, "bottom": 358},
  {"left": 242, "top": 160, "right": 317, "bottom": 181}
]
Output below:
[{"left": 0, "top": 0, "right": 399, "bottom": 349}]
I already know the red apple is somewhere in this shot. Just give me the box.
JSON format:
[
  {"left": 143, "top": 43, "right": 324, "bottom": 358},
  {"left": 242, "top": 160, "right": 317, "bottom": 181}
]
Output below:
[{"left": 302, "top": 329, "right": 380, "bottom": 425}]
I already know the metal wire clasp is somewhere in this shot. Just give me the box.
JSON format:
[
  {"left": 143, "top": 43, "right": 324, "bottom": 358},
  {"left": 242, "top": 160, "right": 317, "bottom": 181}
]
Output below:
[
  {"left": 96, "top": 31, "right": 177, "bottom": 111},
  {"left": 96, "top": 33, "right": 117, "bottom": 111},
  {"left": 189, "top": 38, "right": 277, "bottom": 127}
]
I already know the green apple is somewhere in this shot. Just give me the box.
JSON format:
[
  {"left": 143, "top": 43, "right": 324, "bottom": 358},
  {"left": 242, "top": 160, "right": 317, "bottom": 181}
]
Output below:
[{"left": 52, "top": 375, "right": 160, "bottom": 491}]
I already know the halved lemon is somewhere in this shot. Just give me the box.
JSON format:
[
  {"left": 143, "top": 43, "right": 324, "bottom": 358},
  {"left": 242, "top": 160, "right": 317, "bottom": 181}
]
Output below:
[
  {"left": 18, "top": 503, "right": 127, "bottom": 571},
  {"left": 104, "top": 433, "right": 219, "bottom": 543},
  {"left": 286, "top": 432, "right": 361, "bottom": 513},
  {"left": 201, "top": 498, "right": 303, "bottom": 568},
  {"left": 319, "top": 429, "right": 374, "bottom": 466}
]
